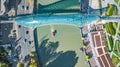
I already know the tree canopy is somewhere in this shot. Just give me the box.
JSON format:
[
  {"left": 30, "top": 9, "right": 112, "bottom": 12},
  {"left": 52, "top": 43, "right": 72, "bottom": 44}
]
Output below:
[
  {"left": 0, "top": 61, "right": 9, "bottom": 67},
  {"left": 17, "top": 62, "right": 24, "bottom": 67}
]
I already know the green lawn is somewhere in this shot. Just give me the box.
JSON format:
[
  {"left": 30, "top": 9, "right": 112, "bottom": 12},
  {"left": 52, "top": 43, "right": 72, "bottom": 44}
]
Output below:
[
  {"left": 113, "top": 22, "right": 118, "bottom": 29},
  {"left": 105, "top": 4, "right": 119, "bottom": 16},
  {"left": 105, "top": 4, "right": 115, "bottom": 16},
  {"left": 114, "top": 0, "right": 119, "bottom": 3},
  {"left": 104, "top": 34, "right": 109, "bottom": 51},
  {"left": 118, "top": 25, "right": 120, "bottom": 35},
  {"left": 112, "top": 54, "right": 119, "bottom": 67},
  {"left": 105, "top": 22, "right": 116, "bottom": 35},
  {"left": 114, "top": 0, "right": 120, "bottom": 7},
  {"left": 108, "top": 36, "right": 114, "bottom": 50},
  {"left": 34, "top": 25, "right": 88, "bottom": 67},
  {"left": 113, "top": 40, "right": 119, "bottom": 56}
]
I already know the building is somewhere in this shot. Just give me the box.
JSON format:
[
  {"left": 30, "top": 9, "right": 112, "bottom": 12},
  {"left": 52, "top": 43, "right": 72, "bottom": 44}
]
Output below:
[
  {"left": 0, "top": 0, "right": 34, "bottom": 17},
  {"left": 89, "top": 30, "right": 114, "bottom": 67},
  {"left": 0, "top": 0, "right": 6, "bottom": 16},
  {"left": 17, "top": 0, "right": 34, "bottom": 15}
]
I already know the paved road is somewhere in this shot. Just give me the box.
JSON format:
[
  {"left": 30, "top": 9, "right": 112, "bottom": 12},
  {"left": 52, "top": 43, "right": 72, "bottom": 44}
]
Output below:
[
  {"left": 16, "top": 25, "right": 34, "bottom": 62},
  {"left": 88, "top": 32, "right": 101, "bottom": 67}
]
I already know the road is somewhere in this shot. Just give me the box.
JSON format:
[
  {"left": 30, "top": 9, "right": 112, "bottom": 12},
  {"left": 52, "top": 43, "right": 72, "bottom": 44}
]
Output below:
[{"left": 16, "top": 25, "right": 35, "bottom": 62}]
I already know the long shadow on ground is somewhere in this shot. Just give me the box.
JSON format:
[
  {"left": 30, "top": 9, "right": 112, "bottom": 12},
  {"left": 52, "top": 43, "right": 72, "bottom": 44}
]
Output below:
[
  {"left": 36, "top": 38, "right": 78, "bottom": 67},
  {"left": 35, "top": 0, "right": 80, "bottom": 13}
]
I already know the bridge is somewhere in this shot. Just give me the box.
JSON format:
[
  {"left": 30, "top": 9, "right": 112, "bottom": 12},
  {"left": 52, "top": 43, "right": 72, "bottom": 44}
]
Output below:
[
  {"left": 15, "top": 14, "right": 120, "bottom": 27},
  {"left": 2, "top": 14, "right": 117, "bottom": 27},
  {"left": 15, "top": 14, "right": 100, "bottom": 27}
]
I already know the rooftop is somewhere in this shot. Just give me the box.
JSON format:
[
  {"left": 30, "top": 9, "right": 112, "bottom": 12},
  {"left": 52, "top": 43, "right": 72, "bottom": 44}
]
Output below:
[{"left": 91, "top": 30, "right": 114, "bottom": 67}]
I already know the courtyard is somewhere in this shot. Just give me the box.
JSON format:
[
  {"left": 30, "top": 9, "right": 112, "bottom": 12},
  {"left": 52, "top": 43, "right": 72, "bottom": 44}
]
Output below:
[{"left": 34, "top": 25, "right": 89, "bottom": 67}]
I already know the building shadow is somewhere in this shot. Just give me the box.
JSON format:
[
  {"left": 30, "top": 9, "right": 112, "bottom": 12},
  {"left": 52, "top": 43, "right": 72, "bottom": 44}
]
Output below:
[
  {"left": 47, "top": 51, "right": 78, "bottom": 67},
  {"left": 0, "top": 23, "right": 14, "bottom": 45},
  {"left": 35, "top": 38, "right": 78, "bottom": 67},
  {"left": 35, "top": 0, "right": 80, "bottom": 14}
]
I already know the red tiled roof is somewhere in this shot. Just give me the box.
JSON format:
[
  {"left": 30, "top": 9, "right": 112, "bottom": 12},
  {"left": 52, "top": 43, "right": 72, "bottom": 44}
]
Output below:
[
  {"left": 101, "top": 55, "right": 109, "bottom": 67},
  {"left": 98, "top": 57, "right": 104, "bottom": 67},
  {"left": 106, "top": 54, "right": 114, "bottom": 67},
  {"left": 97, "top": 48, "right": 103, "bottom": 55},
  {"left": 95, "top": 36, "right": 101, "bottom": 47},
  {"left": 104, "top": 47, "right": 107, "bottom": 53},
  {"left": 91, "top": 30, "right": 113, "bottom": 67},
  {"left": 91, "top": 32, "right": 98, "bottom": 47}
]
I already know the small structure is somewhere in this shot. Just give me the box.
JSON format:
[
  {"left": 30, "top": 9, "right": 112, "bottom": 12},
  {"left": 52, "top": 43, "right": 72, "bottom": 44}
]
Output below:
[
  {"left": 17, "top": 0, "right": 34, "bottom": 15},
  {"left": 81, "top": 25, "right": 89, "bottom": 37},
  {"left": 51, "top": 28, "right": 55, "bottom": 38}
]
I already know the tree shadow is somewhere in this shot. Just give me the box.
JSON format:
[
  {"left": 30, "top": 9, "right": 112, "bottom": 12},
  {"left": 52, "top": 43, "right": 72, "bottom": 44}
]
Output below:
[
  {"left": 5, "top": 0, "right": 22, "bottom": 11},
  {"left": 54, "top": 30, "right": 57, "bottom": 37},
  {"left": 0, "top": 23, "right": 14, "bottom": 45},
  {"left": 36, "top": 38, "right": 78, "bottom": 67}
]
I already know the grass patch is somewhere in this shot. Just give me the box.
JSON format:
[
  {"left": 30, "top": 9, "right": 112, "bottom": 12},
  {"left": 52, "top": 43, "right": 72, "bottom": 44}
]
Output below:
[
  {"left": 115, "top": 0, "right": 120, "bottom": 7},
  {"left": 118, "top": 25, "right": 120, "bottom": 35},
  {"left": 108, "top": 36, "right": 114, "bottom": 50},
  {"left": 115, "top": 7, "right": 119, "bottom": 15},
  {"left": 105, "top": 22, "right": 116, "bottom": 35},
  {"left": 114, "top": 40, "right": 119, "bottom": 56},
  {"left": 113, "top": 22, "right": 118, "bottom": 29},
  {"left": 105, "top": 4, "right": 115, "bottom": 16},
  {"left": 112, "top": 54, "right": 119, "bottom": 67},
  {"left": 114, "top": 0, "right": 119, "bottom": 4},
  {"left": 104, "top": 33, "right": 109, "bottom": 51},
  {"left": 118, "top": 41, "right": 120, "bottom": 53},
  {"left": 113, "top": 40, "right": 120, "bottom": 57}
]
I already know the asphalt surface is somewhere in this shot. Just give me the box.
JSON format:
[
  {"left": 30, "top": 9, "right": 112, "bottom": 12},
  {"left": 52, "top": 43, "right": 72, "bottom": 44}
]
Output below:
[{"left": 16, "top": 25, "right": 35, "bottom": 62}]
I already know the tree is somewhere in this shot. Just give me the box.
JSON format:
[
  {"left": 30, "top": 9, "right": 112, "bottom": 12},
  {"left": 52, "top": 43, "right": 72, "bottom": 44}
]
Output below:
[
  {"left": 0, "top": 61, "right": 9, "bottom": 67},
  {"left": 29, "top": 51, "right": 35, "bottom": 57},
  {"left": 85, "top": 55, "right": 90, "bottom": 61},
  {"left": 30, "top": 58, "right": 36, "bottom": 63},
  {"left": 29, "top": 58, "right": 37, "bottom": 67},
  {"left": 29, "top": 63, "right": 37, "bottom": 67},
  {"left": 0, "top": 46, "right": 4, "bottom": 53},
  {"left": 112, "top": 57, "right": 119, "bottom": 66},
  {"left": 83, "top": 45, "right": 86, "bottom": 49},
  {"left": 18, "top": 25, "right": 21, "bottom": 28},
  {"left": 26, "top": 31, "right": 29, "bottom": 34},
  {"left": 0, "top": 46, "right": 8, "bottom": 57},
  {"left": 17, "top": 62, "right": 24, "bottom": 67}
]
